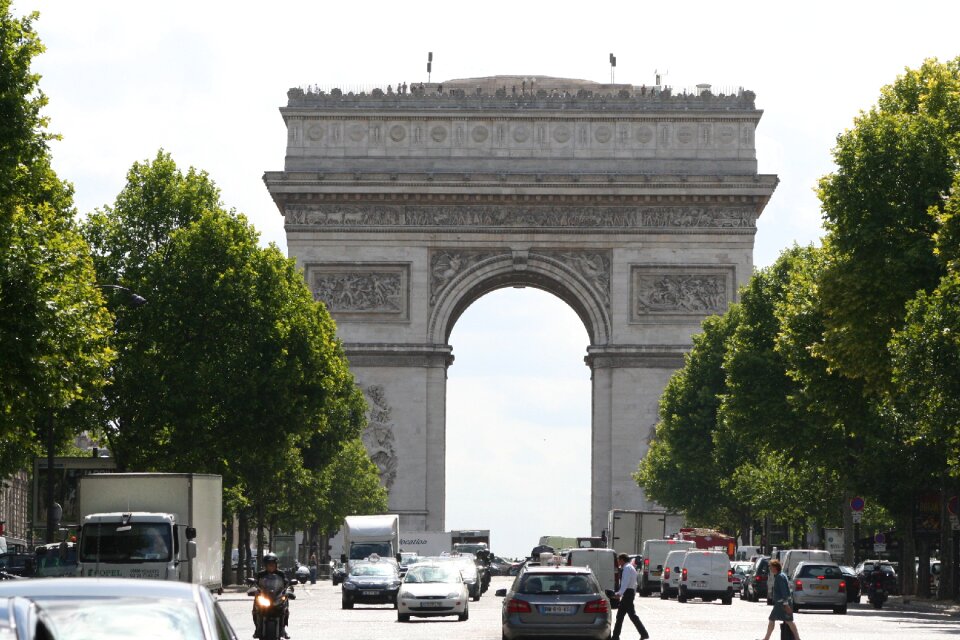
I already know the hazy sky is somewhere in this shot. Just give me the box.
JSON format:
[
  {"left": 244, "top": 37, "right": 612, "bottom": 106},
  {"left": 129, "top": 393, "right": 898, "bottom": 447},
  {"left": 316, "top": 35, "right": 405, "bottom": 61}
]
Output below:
[{"left": 17, "top": 1, "right": 959, "bottom": 557}]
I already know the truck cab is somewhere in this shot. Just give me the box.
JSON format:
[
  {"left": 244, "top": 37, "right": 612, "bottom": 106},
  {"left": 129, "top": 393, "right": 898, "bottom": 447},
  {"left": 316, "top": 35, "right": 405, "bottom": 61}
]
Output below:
[{"left": 77, "top": 512, "right": 196, "bottom": 580}]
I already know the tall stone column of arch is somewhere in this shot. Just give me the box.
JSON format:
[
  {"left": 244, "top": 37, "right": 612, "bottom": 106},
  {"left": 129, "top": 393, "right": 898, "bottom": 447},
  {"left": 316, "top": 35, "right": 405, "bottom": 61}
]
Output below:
[{"left": 265, "top": 76, "right": 777, "bottom": 536}]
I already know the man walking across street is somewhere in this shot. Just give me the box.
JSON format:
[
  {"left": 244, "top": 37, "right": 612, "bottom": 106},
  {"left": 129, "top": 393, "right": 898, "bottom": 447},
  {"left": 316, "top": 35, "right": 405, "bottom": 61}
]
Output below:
[{"left": 612, "top": 553, "right": 650, "bottom": 640}]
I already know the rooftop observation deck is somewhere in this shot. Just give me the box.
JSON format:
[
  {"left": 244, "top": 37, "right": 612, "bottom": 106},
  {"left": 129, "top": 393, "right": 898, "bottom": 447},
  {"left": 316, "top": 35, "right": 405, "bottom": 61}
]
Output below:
[{"left": 285, "top": 75, "right": 758, "bottom": 113}]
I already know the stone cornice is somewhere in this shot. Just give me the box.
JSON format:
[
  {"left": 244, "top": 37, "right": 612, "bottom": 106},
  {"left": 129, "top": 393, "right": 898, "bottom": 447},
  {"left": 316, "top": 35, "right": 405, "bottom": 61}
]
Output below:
[
  {"left": 585, "top": 344, "right": 690, "bottom": 369},
  {"left": 343, "top": 343, "right": 454, "bottom": 368}
]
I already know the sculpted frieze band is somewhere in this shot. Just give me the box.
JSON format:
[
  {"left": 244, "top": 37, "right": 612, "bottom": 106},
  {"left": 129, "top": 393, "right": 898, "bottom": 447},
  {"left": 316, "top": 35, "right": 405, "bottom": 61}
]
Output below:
[{"left": 284, "top": 204, "right": 758, "bottom": 229}]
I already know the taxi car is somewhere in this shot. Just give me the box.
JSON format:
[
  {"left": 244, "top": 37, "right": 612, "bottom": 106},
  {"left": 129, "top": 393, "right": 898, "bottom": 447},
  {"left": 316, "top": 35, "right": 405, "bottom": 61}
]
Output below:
[{"left": 397, "top": 562, "right": 469, "bottom": 622}]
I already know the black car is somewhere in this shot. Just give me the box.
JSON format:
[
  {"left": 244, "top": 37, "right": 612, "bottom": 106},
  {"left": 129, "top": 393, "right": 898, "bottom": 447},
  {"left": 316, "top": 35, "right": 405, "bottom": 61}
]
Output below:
[
  {"left": 741, "top": 556, "right": 770, "bottom": 602},
  {"left": 0, "top": 552, "right": 34, "bottom": 578},
  {"left": 839, "top": 565, "right": 862, "bottom": 602},
  {"left": 341, "top": 558, "right": 402, "bottom": 609}
]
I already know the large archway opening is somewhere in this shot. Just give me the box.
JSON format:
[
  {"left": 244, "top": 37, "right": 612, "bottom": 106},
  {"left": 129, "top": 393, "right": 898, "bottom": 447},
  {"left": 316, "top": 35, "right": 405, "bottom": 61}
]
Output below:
[{"left": 445, "top": 287, "right": 591, "bottom": 558}]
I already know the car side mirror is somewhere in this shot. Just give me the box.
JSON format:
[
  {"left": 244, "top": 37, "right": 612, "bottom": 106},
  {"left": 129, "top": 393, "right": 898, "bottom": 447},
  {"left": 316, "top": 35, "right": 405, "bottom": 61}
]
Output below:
[
  {"left": 185, "top": 527, "right": 197, "bottom": 541},
  {"left": 495, "top": 588, "right": 507, "bottom": 597},
  {"left": 186, "top": 540, "right": 197, "bottom": 560}
]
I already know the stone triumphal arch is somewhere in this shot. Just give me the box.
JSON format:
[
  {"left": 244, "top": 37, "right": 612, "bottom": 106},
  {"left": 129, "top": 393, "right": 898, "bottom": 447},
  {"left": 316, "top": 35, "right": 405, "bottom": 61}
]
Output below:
[{"left": 264, "top": 76, "right": 777, "bottom": 536}]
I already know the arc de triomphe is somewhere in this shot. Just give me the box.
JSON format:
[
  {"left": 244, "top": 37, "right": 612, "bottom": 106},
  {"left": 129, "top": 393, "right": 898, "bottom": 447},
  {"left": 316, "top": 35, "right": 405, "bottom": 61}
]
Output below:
[{"left": 264, "top": 76, "right": 777, "bottom": 535}]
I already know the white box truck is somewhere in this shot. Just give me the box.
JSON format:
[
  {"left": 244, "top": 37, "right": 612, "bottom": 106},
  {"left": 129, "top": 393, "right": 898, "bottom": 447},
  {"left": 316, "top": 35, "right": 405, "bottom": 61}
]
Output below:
[
  {"left": 399, "top": 531, "right": 451, "bottom": 557},
  {"left": 76, "top": 473, "right": 222, "bottom": 591},
  {"left": 606, "top": 509, "right": 685, "bottom": 556},
  {"left": 340, "top": 515, "right": 400, "bottom": 572}
]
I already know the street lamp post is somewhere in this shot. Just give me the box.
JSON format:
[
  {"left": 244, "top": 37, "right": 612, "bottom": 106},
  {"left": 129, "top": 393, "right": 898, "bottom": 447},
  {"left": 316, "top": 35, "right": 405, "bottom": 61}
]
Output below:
[{"left": 43, "top": 284, "right": 146, "bottom": 543}]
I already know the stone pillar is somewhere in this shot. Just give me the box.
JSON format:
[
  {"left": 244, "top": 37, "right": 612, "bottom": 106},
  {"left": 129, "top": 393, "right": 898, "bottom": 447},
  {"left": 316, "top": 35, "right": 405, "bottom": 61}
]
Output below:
[
  {"left": 587, "top": 345, "right": 686, "bottom": 536},
  {"left": 344, "top": 344, "right": 453, "bottom": 534}
]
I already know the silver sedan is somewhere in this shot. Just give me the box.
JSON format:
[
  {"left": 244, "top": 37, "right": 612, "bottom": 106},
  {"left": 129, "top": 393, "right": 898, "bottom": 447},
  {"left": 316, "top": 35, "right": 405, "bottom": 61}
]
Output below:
[
  {"left": 497, "top": 566, "right": 612, "bottom": 640},
  {"left": 0, "top": 577, "right": 238, "bottom": 640}
]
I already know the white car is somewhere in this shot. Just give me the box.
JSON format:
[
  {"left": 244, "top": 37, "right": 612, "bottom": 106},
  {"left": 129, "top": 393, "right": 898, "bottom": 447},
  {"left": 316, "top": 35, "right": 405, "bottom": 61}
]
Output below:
[{"left": 397, "top": 563, "right": 469, "bottom": 622}]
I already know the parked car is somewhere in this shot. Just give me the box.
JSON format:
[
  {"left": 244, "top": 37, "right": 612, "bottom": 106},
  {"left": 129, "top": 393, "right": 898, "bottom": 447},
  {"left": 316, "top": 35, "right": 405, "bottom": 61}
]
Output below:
[
  {"left": 34, "top": 542, "right": 77, "bottom": 578},
  {"left": 0, "top": 552, "right": 34, "bottom": 578},
  {"left": 790, "top": 561, "right": 847, "bottom": 614},
  {"left": 839, "top": 565, "right": 861, "bottom": 602},
  {"left": 0, "top": 577, "right": 239, "bottom": 640},
  {"left": 497, "top": 566, "right": 611, "bottom": 640},
  {"left": 397, "top": 562, "right": 469, "bottom": 622},
  {"left": 741, "top": 556, "right": 770, "bottom": 603},
  {"left": 677, "top": 550, "right": 734, "bottom": 604},
  {"left": 340, "top": 556, "right": 402, "bottom": 609},
  {"left": 659, "top": 549, "right": 690, "bottom": 599}
]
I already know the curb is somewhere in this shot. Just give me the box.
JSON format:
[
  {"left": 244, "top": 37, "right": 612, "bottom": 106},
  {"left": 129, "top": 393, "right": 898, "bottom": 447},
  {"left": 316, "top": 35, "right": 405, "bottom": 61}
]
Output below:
[{"left": 886, "top": 596, "right": 960, "bottom": 617}]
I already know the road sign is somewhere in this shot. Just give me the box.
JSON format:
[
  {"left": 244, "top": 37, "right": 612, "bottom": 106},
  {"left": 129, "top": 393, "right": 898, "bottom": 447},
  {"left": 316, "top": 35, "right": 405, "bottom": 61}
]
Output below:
[
  {"left": 852, "top": 512, "right": 862, "bottom": 524},
  {"left": 874, "top": 533, "right": 886, "bottom": 544},
  {"left": 850, "top": 496, "right": 865, "bottom": 512},
  {"left": 949, "top": 495, "right": 958, "bottom": 516},
  {"left": 874, "top": 543, "right": 886, "bottom": 553}
]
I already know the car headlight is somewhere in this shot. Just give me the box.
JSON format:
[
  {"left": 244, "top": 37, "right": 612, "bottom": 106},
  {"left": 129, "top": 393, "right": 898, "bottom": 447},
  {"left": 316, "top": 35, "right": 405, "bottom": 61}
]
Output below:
[
  {"left": 343, "top": 581, "right": 357, "bottom": 590},
  {"left": 388, "top": 581, "right": 401, "bottom": 589},
  {"left": 401, "top": 592, "right": 418, "bottom": 600},
  {"left": 446, "top": 592, "right": 460, "bottom": 599}
]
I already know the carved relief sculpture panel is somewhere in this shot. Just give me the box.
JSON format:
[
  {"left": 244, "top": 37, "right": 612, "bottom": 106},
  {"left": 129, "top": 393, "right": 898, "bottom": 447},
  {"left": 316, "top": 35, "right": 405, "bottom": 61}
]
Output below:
[
  {"left": 362, "top": 384, "right": 398, "bottom": 490},
  {"left": 532, "top": 250, "right": 611, "bottom": 308},
  {"left": 430, "top": 250, "right": 503, "bottom": 306},
  {"left": 307, "top": 263, "right": 410, "bottom": 322},
  {"left": 631, "top": 265, "right": 734, "bottom": 322}
]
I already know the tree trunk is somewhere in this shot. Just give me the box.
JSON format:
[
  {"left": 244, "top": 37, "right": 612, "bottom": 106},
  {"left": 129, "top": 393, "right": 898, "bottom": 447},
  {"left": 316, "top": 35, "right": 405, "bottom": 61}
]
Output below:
[
  {"left": 237, "top": 510, "right": 248, "bottom": 585},
  {"left": 223, "top": 512, "right": 234, "bottom": 587},
  {"left": 842, "top": 492, "right": 855, "bottom": 565},
  {"left": 257, "top": 503, "right": 265, "bottom": 569},
  {"left": 939, "top": 481, "right": 954, "bottom": 600},
  {"left": 901, "top": 516, "right": 916, "bottom": 597}
]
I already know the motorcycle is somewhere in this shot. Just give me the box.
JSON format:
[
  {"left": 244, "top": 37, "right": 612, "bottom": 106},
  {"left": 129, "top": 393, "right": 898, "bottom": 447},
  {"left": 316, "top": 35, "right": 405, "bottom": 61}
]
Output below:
[
  {"left": 867, "top": 575, "right": 887, "bottom": 609},
  {"left": 247, "top": 574, "right": 297, "bottom": 640}
]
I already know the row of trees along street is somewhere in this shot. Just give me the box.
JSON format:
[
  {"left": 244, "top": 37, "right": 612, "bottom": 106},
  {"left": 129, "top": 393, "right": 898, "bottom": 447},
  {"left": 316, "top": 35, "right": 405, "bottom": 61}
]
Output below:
[
  {"left": 636, "top": 56, "right": 960, "bottom": 601},
  {"left": 0, "top": 3, "right": 387, "bottom": 586}
]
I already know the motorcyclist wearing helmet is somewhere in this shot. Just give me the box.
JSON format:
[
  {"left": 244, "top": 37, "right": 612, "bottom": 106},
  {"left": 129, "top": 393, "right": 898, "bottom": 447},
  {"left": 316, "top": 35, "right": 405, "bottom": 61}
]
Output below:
[{"left": 252, "top": 552, "right": 290, "bottom": 639}]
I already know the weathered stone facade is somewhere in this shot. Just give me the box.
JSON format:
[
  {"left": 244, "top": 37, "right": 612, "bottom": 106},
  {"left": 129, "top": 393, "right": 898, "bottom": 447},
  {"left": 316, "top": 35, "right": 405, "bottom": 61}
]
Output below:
[{"left": 265, "top": 76, "right": 777, "bottom": 535}]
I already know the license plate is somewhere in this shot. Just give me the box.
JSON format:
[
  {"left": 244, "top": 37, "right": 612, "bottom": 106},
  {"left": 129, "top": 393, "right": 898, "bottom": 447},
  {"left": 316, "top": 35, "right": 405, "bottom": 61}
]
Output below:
[
  {"left": 693, "top": 581, "right": 707, "bottom": 588},
  {"left": 362, "top": 590, "right": 380, "bottom": 596},
  {"left": 651, "top": 570, "right": 661, "bottom": 577},
  {"left": 540, "top": 605, "right": 576, "bottom": 615},
  {"left": 813, "top": 585, "right": 830, "bottom": 591},
  {"left": 420, "top": 601, "right": 444, "bottom": 608}
]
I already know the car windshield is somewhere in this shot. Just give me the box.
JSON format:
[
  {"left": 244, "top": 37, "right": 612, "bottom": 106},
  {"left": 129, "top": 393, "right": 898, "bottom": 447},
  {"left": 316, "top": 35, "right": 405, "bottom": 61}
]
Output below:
[
  {"left": 797, "top": 565, "right": 842, "bottom": 579},
  {"left": 36, "top": 597, "right": 204, "bottom": 640},
  {"left": 518, "top": 573, "right": 597, "bottom": 595},
  {"left": 349, "top": 543, "right": 392, "bottom": 560},
  {"left": 404, "top": 565, "right": 461, "bottom": 584},
  {"left": 351, "top": 564, "right": 395, "bottom": 577},
  {"left": 79, "top": 522, "right": 172, "bottom": 563}
]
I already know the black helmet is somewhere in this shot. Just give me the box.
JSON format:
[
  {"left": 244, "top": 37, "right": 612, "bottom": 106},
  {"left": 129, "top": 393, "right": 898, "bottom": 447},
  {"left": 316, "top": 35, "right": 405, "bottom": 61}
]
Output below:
[{"left": 263, "top": 552, "right": 279, "bottom": 566}]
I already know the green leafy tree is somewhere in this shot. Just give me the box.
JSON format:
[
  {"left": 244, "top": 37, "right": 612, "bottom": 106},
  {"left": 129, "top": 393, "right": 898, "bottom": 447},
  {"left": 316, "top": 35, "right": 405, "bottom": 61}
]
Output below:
[
  {"left": 0, "top": 2, "right": 113, "bottom": 475},
  {"left": 635, "top": 308, "right": 746, "bottom": 532},
  {"left": 817, "top": 57, "right": 960, "bottom": 393}
]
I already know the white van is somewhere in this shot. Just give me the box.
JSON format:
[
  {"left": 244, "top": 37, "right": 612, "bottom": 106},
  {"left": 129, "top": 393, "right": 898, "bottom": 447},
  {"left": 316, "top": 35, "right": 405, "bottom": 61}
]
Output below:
[
  {"left": 782, "top": 549, "right": 832, "bottom": 580},
  {"left": 639, "top": 539, "right": 696, "bottom": 596},
  {"left": 659, "top": 549, "right": 690, "bottom": 599},
  {"left": 678, "top": 550, "right": 733, "bottom": 604},
  {"left": 565, "top": 547, "right": 617, "bottom": 592}
]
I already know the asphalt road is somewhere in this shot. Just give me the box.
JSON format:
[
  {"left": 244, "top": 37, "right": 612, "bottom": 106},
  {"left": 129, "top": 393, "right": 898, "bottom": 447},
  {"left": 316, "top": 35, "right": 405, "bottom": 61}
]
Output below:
[{"left": 218, "top": 576, "right": 958, "bottom": 640}]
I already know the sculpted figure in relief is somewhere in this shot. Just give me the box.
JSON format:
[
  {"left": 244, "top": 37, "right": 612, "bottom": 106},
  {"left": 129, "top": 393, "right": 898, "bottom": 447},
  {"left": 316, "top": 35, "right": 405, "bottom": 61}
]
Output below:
[
  {"left": 362, "top": 385, "right": 398, "bottom": 490},
  {"left": 636, "top": 274, "right": 727, "bottom": 314},
  {"left": 313, "top": 272, "right": 402, "bottom": 313},
  {"left": 534, "top": 250, "right": 611, "bottom": 308},
  {"left": 430, "top": 250, "right": 500, "bottom": 305}
]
